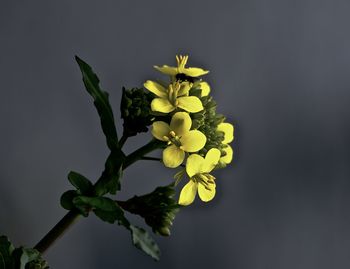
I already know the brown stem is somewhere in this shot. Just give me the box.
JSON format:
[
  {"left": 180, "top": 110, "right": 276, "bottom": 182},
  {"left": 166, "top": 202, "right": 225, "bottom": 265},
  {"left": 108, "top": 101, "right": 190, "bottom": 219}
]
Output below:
[{"left": 34, "top": 210, "right": 81, "bottom": 254}]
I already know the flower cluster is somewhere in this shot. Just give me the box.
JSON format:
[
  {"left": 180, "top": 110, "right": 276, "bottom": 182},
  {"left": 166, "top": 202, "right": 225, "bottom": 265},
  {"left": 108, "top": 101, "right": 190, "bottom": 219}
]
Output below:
[{"left": 144, "top": 55, "right": 234, "bottom": 206}]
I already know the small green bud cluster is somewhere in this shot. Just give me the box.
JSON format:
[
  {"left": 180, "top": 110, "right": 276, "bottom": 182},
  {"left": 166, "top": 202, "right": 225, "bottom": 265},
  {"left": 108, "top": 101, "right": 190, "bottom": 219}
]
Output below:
[
  {"left": 189, "top": 84, "right": 226, "bottom": 157},
  {"left": 118, "top": 185, "right": 180, "bottom": 236},
  {"left": 121, "top": 87, "right": 154, "bottom": 136}
]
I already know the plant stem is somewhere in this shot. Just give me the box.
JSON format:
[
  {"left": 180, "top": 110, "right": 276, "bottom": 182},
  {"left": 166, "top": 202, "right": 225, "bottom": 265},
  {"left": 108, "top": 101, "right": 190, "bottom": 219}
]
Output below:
[
  {"left": 34, "top": 210, "right": 81, "bottom": 254},
  {"left": 34, "top": 139, "right": 164, "bottom": 255},
  {"left": 118, "top": 134, "right": 128, "bottom": 148},
  {"left": 141, "top": 156, "right": 185, "bottom": 168},
  {"left": 123, "top": 139, "right": 165, "bottom": 169},
  {"left": 141, "top": 156, "right": 162, "bottom": 162}
]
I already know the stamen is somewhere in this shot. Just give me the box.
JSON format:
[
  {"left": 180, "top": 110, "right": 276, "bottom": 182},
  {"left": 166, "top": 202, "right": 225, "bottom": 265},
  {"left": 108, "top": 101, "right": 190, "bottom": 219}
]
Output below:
[
  {"left": 176, "top": 55, "right": 180, "bottom": 65},
  {"left": 183, "top": 55, "right": 188, "bottom": 66},
  {"left": 207, "top": 179, "right": 215, "bottom": 184},
  {"left": 204, "top": 185, "right": 212, "bottom": 191}
]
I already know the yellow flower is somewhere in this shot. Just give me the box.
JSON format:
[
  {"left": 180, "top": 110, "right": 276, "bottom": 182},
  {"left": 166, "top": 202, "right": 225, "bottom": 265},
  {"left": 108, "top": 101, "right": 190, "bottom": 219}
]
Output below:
[
  {"left": 217, "top": 122, "right": 234, "bottom": 164},
  {"left": 221, "top": 145, "right": 233, "bottom": 164},
  {"left": 154, "top": 55, "right": 209, "bottom": 77},
  {"left": 152, "top": 112, "right": 206, "bottom": 168},
  {"left": 178, "top": 148, "right": 221, "bottom": 206},
  {"left": 144, "top": 80, "right": 203, "bottom": 113},
  {"left": 217, "top": 122, "right": 234, "bottom": 144},
  {"left": 199, "top": 81, "right": 211, "bottom": 97}
]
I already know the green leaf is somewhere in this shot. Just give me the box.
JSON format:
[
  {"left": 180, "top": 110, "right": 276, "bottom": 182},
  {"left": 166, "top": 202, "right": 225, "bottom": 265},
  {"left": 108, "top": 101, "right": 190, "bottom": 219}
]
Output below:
[
  {"left": 129, "top": 225, "right": 160, "bottom": 261},
  {"left": 73, "top": 196, "right": 123, "bottom": 223},
  {"left": 0, "top": 236, "right": 14, "bottom": 269},
  {"left": 0, "top": 237, "right": 49, "bottom": 269},
  {"left": 13, "top": 248, "right": 49, "bottom": 269},
  {"left": 73, "top": 195, "right": 161, "bottom": 260},
  {"left": 72, "top": 196, "right": 91, "bottom": 217},
  {"left": 94, "top": 149, "right": 125, "bottom": 196},
  {"left": 106, "top": 208, "right": 161, "bottom": 260},
  {"left": 60, "top": 190, "right": 78, "bottom": 210},
  {"left": 75, "top": 56, "right": 119, "bottom": 151},
  {"left": 94, "top": 208, "right": 122, "bottom": 224},
  {"left": 67, "top": 171, "right": 93, "bottom": 194},
  {"left": 74, "top": 196, "right": 117, "bottom": 212}
]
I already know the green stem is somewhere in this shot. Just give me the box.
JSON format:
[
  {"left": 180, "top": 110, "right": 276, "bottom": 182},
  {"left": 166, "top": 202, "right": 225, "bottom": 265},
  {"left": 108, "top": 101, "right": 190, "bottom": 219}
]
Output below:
[
  {"left": 123, "top": 139, "right": 165, "bottom": 169},
  {"left": 141, "top": 155, "right": 185, "bottom": 168},
  {"left": 141, "top": 156, "right": 162, "bottom": 162},
  {"left": 34, "top": 139, "right": 164, "bottom": 255},
  {"left": 119, "top": 134, "right": 128, "bottom": 148},
  {"left": 34, "top": 210, "right": 81, "bottom": 254}
]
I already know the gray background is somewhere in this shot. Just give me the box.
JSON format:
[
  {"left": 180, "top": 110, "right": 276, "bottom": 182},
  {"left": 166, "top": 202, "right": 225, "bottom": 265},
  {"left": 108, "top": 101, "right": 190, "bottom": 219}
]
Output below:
[{"left": 1, "top": 0, "right": 350, "bottom": 268}]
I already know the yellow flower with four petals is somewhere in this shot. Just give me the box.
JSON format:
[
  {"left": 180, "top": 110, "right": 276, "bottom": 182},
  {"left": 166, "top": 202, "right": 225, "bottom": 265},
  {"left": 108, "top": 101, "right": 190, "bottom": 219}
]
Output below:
[
  {"left": 145, "top": 54, "right": 234, "bottom": 206},
  {"left": 154, "top": 55, "right": 209, "bottom": 77},
  {"left": 152, "top": 112, "right": 206, "bottom": 168},
  {"left": 144, "top": 80, "right": 203, "bottom": 113},
  {"left": 178, "top": 148, "right": 221, "bottom": 205}
]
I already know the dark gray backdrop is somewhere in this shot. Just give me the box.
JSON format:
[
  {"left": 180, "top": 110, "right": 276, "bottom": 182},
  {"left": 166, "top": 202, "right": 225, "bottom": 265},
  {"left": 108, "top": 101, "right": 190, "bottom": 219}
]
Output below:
[{"left": 1, "top": 0, "right": 350, "bottom": 268}]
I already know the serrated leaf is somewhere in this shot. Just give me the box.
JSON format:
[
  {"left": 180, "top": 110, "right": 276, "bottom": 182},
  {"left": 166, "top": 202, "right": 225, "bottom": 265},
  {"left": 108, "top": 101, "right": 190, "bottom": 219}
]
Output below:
[
  {"left": 75, "top": 56, "right": 119, "bottom": 151},
  {"left": 67, "top": 171, "right": 93, "bottom": 194},
  {"left": 60, "top": 190, "right": 77, "bottom": 210},
  {"left": 94, "top": 150, "right": 125, "bottom": 196},
  {"left": 129, "top": 225, "right": 160, "bottom": 261}
]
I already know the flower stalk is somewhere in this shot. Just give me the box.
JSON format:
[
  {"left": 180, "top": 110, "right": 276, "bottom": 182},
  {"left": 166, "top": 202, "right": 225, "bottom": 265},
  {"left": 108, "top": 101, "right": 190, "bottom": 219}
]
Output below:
[
  {"left": 1, "top": 54, "right": 234, "bottom": 266},
  {"left": 34, "top": 210, "right": 81, "bottom": 254},
  {"left": 34, "top": 138, "right": 164, "bottom": 254}
]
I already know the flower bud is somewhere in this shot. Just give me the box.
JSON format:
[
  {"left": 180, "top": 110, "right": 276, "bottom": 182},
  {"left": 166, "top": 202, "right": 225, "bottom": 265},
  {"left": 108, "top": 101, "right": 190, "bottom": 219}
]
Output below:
[{"left": 120, "top": 87, "right": 154, "bottom": 136}]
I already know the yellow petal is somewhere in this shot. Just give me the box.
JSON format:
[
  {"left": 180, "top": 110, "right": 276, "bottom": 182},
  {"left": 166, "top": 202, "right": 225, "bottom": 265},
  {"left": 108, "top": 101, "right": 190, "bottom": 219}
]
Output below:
[
  {"left": 154, "top": 65, "right": 178, "bottom": 76},
  {"left": 202, "top": 148, "right": 221, "bottom": 173},
  {"left": 152, "top": 121, "right": 170, "bottom": 141},
  {"left": 163, "top": 145, "right": 185, "bottom": 168},
  {"left": 221, "top": 145, "right": 233, "bottom": 164},
  {"left": 183, "top": 67, "right": 209, "bottom": 77},
  {"left": 217, "top": 122, "right": 234, "bottom": 144},
  {"left": 186, "top": 154, "right": 205, "bottom": 177},
  {"left": 178, "top": 180, "right": 198, "bottom": 206},
  {"left": 177, "top": 96, "right": 203, "bottom": 113},
  {"left": 198, "top": 182, "right": 216, "bottom": 202},
  {"left": 177, "top": 82, "right": 192, "bottom": 96},
  {"left": 199, "top": 81, "right": 210, "bottom": 96},
  {"left": 180, "top": 130, "right": 206, "bottom": 152},
  {"left": 170, "top": 112, "right": 192, "bottom": 136},
  {"left": 144, "top": 80, "right": 167, "bottom": 98},
  {"left": 151, "top": 98, "right": 175, "bottom": 113}
]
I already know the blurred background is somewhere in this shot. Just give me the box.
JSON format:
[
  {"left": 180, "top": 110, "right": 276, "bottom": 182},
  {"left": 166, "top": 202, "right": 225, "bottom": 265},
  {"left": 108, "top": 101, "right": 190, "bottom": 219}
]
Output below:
[{"left": 1, "top": 0, "right": 350, "bottom": 268}]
